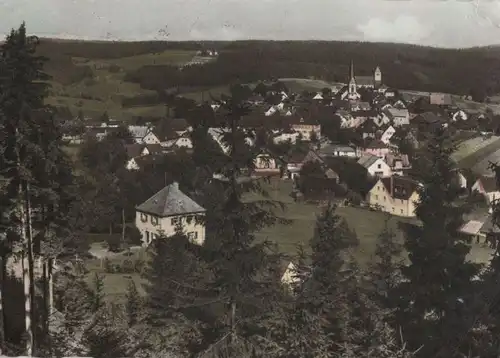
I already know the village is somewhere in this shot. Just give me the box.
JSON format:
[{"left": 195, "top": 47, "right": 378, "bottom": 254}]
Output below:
[{"left": 57, "top": 60, "right": 500, "bottom": 284}]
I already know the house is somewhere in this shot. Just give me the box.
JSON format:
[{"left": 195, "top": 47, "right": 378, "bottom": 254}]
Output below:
[
  {"left": 163, "top": 136, "right": 193, "bottom": 150},
  {"left": 384, "top": 153, "right": 411, "bottom": 176},
  {"left": 128, "top": 125, "right": 161, "bottom": 144},
  {"left": 284, "top": 150, "right": 324, "bottom": 180},
  {"left": 384, "top": 108, "right": 410, "bottom": 126},
  {"left": 254, "top": 152, "right": 282, "bottom": 175},
  {"left": 367, "top": 176, "right": 421, "bottom": 217},
  {"left": 318, "top": 143, "right": 357, "bottom": 158},
  {"left": 364, "top": 139, "right": 390, "bottom": 158},
  {"left": 459, "top": 220, "right": 486, "bottom": 243},
  {"left": 289, "top": 116, "right": 321, "bottom": 141},
  {"left": 430, "top": 92, "right": 452, "bottom": 106},
  {"left": 411, "top": 112, "right": 446, "bottom": 133},
  {"left": 313, "top": 93, "right": 323, "bottom": 100},
  {"left": 472, "top": 176, "right": 500, "bottom": 209},
  {"left": 135, "top": 182, "right": 206, "bottom": 246},
  {"left": 357, "top": 153, "right": 392, "bottom": 177},
  {"left": 380, "top": 125, "right": 396, "bottom": 144},
  {"left": 126, "top": 143, "right": 150, "bottom": 158},
  {"left": 452, "top": 109, "right": 468, "bottom": 122}
]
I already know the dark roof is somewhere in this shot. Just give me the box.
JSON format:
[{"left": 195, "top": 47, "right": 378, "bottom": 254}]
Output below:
[
  {"left": 125, "top": 144, "right": 145, "bottom": 158},
  {"left": 365, "top": 139, "right": 387, "bottom": 149},
  {"left": 136, "top": 182, "right": 205, "bottom": 217},
  {"left": 358, "top": 154, "right": 380, "bottom": 169},
  {"left": 477, "top": 176, "right": 498, "bottom": 192},
  {"left": 145, "top": 143, "right": 165, "bottom": 154},
  {"left": 413, "top": 112, "right": 444, "bottom": 124},
  {"left": 381, "top": 176, "right": 420, "bottom": 200}
]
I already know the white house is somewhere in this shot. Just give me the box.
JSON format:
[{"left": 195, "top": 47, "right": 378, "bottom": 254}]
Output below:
[
  {"left": 382, "top": 108, "right": 410, "bottom": 126},
  {"left": 318, "top": 144, "right": 357, "bottom": 158},
  {"left": 163, "top": 136, "right": 193, "bottom": 149},
  {"left": 313, "top": 93, "right": 324, "bottom": 100},
  {"left": 452, "top": 110, "right": 468, "bottom": 122},
  {"left": 357, "top": 153, "right": 392, "bottom": 177},
  {"left": 135, "top": 182, "right": 206, "bottom": 246},
  {"left": 128, "top": 125, "right": 161, "bottom": 144},
  {"left": 208, "top": 127, "right": 254, "bottom": 154},
  {"left": 472, "top": 176, "right": 500, "bottom": 211},
  {"left": 380, "top": 125, "right": 396, "bottom": 144}
]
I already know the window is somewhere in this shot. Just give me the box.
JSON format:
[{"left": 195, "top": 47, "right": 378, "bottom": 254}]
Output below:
[
  {"left": 187, "top": 232, "right": 198, "bottom": 242},
  {"left": 375, "top": 195, "right": 378, "bottom": 200},
  {"left": 151, "top": 216, "right": 158, "bottom": 226},
  {"left": 401, "top": 199, "right": 404, "bottom": 204},
  {"left": 383, "top": 196, "right": 386, "bottom": 201},
  {"left": 400, "top": 209, "right": 404, "bottom": 214},
  {"left": 171, "top": 217, "right": 181, "bottom": 226},
  {"left": 140, "top": 213, "right": 148, "bottom": 223},
  {"left": 377, "top": 164, "right": 381, "bottom": 169},
  {"left": 392, "top": 207, "right": 395, "bottom": 212},
  {"left": 146, "top": 231, "right": 150, "bottom": 243}
]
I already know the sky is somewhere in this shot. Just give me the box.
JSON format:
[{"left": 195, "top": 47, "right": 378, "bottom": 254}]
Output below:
[{"left": 3, "top": 0, "right": 500, "bottom": 48}]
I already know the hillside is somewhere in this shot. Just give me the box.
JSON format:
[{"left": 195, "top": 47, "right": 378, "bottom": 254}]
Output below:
[{"left": 35, "top": 38, "right": 500, "bottom": 120}]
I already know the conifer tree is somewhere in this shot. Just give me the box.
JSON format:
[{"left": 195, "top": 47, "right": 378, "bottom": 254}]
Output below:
[
  {"left": 125, "top": 279, "right": 141, "bottom": 327},
  {"left": 395, "top": 127, "right": 481, "bottom": 356}
]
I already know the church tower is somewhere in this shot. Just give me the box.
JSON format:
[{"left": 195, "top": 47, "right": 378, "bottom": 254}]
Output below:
[
  {"left": 374, "top": 66, "right": 382, "bottom": 84},
  {"left": 348, "top": 60, "right": 357, "bottom": 94}
]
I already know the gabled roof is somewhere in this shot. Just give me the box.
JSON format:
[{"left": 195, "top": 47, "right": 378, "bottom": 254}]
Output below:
[
  {"left": 128, "top": 125, "right": 150, "bottom": 139},
  {"left": 136, "top": 182, "right": 205, "bottom": 217},
  {"left": 365, "top": 139, "right": 388, "bottom": 149},
  {"left": 357, "top": 153, "right": 380, "bottom": 169},
  {"left": 380, "top": 176, "right": 420, "bottom": 200},
  {"left": 125, "top": 143, "right": 146, "bottom": 158},
  {"left": 385, "top": 153, "right": 410, "bottom": 168},
  {"left": 476, "top": 176, "right": 498, "bottom": 192}
]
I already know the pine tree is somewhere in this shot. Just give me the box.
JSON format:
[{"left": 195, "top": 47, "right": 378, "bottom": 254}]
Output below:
[
  {"left": 90, "top": 273, "right": 105, "bottom": 314},
  {"left": 0, "top": 22, "right": 57, "bottom": 355},
  {"left": 125, "top": 279, "right": 141, "bottom": 327},
  {"left": 395, "top": 127, "right": 481, "bottom": 356}
]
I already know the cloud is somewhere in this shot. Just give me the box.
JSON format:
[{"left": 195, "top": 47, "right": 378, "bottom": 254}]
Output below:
[{"left": 357, "top": 15, "right": 430, "bottom": 44}]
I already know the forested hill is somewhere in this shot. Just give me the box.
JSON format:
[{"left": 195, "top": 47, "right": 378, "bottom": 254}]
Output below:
[{"left": 37, "top": 38, "right": 500, "bottom": 101}]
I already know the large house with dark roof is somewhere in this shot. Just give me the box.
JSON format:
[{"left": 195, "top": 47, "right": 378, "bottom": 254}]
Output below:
[
  {"left": 135, "top": 182, "right": 206, "bottom": 246},
  {"left": 366, "top": 175, "right": 421, "bottom": 217}
]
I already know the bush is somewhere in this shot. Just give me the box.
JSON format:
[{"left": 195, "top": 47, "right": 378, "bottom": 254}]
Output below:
[
  {"left": 126, "top": 227, "right": 143, "bottom": 246},
  {"left": 107, "top": 236, "right": 122, "bottom": 253},
  {"left": 134, "top": 259, "right": 145, "bottom": 274},
  {"left": 121, "top": 259, "right": 135, "bottom": 274},
  {"left": 104, "top": 258, "right": 114, "bottom": 273}
]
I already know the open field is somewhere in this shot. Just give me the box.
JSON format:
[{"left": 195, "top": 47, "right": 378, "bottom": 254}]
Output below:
[
  {"left": 452, "top": 135, "right": 499, "bottom": 163},
  {"left": 44, "top": 49, "right": 196, "bottom": 120}
]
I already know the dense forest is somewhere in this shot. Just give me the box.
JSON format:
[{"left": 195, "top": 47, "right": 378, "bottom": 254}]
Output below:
[{"left": 35, "top": 38, "right": 500, "bottom": 101}]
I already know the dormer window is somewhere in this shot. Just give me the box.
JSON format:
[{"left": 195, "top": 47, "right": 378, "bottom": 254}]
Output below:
[
  {"left": 151, "top": 216, "right": 159, "bottom": 226},
  {"left": 140, "top": 213, "right": 148, "bottom": 222}
]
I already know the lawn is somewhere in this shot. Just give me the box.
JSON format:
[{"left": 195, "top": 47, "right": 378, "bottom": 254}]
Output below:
[{"left": 250, "top": 179, "right": 410, "bottom": 266}]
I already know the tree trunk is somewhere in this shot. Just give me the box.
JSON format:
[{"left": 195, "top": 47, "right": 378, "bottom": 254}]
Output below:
[
  {"left": 19, "top": 182, "right": 33, "bottom": 356},
  {"left": 24, "top": 182, "right": 36, "bottom": 356},
  {"left": 121, "top": 208, "right": 126, "bottom": 248},
  {"left": 0, "top": 255, "right": 5, "bottom": 353}
]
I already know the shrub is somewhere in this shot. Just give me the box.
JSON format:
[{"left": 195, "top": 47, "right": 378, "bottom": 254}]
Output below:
[
  {"left": 104, "top": 258, "right": 114, "bottom": 273},
  {"left": 107, "top": 235, "right": 122, "bottom": 253},
  {"left": 126, "top": 227, "right": 143, "bottom": 246},
  {"left": 121, "top": 259, "right": 135, "bottom": 274},
  {"left": 134, "top": 259, "right": 145, "bottom": 274}
]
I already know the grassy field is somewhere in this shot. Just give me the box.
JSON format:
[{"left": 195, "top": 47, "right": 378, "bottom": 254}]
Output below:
[{"left": 45, "top": 49, "right": 196, "bottom": 120}]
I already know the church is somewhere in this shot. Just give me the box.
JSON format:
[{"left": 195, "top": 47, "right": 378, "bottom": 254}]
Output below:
[{"left": 345, "top": 61, "right": 382, "bottom": 100}]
